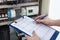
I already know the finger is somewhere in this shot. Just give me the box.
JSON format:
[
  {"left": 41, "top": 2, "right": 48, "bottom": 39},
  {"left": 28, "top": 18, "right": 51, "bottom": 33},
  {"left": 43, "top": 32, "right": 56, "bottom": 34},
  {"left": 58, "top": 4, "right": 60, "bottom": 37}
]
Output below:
[
  {"left": 32, "top": 31, "right": 36, "bottom": 36},
  {"left": 35, "top": 14, "right": 43, "bottom": 20},
  {"left": 39, "top": 20, "right": 48, "bottom": 25},
  {"left": 36, "top": 22, "right": 40, "bottom": 24},
  {"left": 36, "top": 20, "right": 41, "bottom": 23},
  {"left": 25, "top": 35, "right": 31, "bottom": 39},
  {"left": 40, "top": 20, "right": 46, "bottom": 23},
  {"left": 35, "top": 16, "right": 40, "bottom": 20},
  {"left": 25, "top": 35, "right": 31, "bottom": 40},
  {"left": 25, "top": 35, "right": 29, "bottom": 38},
  {"left": 36, "top": 21, "right": 41, "bottom": 24}
]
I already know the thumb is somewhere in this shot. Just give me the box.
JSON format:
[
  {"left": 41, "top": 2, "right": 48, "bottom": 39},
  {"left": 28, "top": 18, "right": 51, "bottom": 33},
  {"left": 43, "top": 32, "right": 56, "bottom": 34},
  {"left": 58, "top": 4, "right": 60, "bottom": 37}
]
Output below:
[
  {"left": 32, "top": 31, "right": 36, "bottom": 36},
  {"left": 40, "top": 20, "right": 45, "bottom": 23},
  {"left": 25, "top": 35, "right": 31, "bottom": 39},
  {"left": 36, "top": 20, "right": 45, "bottom": 23},
  {"left": 40, "top": 20, "right": 48, "bottom": 25}
]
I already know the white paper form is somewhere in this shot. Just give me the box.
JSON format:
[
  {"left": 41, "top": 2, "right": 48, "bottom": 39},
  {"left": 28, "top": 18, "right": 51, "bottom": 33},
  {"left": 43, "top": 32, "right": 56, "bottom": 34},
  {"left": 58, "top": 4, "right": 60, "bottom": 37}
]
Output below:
[{"left": 10, "top": 16, "right": 58, "bottom": 40}]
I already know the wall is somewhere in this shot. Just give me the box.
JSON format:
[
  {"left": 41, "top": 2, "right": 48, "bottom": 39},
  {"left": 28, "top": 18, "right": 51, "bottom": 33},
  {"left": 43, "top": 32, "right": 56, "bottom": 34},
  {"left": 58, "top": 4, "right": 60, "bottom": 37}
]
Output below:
[{"left": 41, "top": 0, "right": 50, "bottom": 14}]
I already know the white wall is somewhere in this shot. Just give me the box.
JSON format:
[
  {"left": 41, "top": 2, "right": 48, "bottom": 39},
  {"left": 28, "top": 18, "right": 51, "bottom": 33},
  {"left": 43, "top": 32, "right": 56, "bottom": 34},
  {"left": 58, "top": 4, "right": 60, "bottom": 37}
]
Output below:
[
  {"left": 48, "top": 0, "right": 60, "bottom": 20},
  {"left": 41, "top": 0, "right": 50, "bottom": 14}
]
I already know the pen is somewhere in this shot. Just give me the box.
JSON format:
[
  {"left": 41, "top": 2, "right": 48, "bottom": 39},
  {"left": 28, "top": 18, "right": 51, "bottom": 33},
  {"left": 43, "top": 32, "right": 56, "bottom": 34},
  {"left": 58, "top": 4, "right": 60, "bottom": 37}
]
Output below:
[
  {"left": 36, "top": 14, "right": 48, "bottom": 20},
  {"left": 33, "top": 14, "right": 48, "bottom": 22}
]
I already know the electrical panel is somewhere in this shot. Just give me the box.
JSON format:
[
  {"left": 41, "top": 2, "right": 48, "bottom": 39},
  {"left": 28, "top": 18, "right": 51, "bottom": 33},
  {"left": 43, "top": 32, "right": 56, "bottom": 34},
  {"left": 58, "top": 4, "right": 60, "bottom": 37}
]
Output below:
[
  {"left": 26, "top": 6, "right": 39, "bottom": 16},
  {"left": 0, "top": 0, "right": 38, "bottom": 5}
]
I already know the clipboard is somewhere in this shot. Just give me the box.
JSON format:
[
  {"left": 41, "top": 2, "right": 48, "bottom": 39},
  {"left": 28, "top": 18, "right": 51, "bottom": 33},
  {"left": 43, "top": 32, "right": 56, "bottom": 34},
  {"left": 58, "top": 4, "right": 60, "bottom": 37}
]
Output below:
[{"left": 9, "top": 16, "right": 59, "bottom": 40}]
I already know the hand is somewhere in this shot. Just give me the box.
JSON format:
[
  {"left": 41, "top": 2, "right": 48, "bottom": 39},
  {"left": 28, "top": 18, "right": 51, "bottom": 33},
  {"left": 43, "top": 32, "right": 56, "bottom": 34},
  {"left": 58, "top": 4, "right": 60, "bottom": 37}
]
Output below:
[
  {"left": 25, "top": 31, "right": 40, "bottom": 40},
  {"left": 35, "top": 15, "right": 43, "bottom": 21},
  {"left": 35, "top": 15, "right": 55, "bottom": 26}
]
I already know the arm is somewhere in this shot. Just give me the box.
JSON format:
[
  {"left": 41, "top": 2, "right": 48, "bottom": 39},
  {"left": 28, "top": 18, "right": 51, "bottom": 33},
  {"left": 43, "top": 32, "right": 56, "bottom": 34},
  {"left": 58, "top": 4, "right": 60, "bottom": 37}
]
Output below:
[
  {"left": 35, "top": 15, "right": 60, "bottom": 26},
  {"left": 52, "top": 20, "right": 60, "bottom": 26}
]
